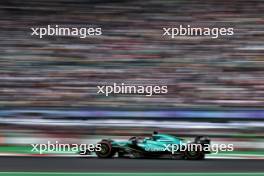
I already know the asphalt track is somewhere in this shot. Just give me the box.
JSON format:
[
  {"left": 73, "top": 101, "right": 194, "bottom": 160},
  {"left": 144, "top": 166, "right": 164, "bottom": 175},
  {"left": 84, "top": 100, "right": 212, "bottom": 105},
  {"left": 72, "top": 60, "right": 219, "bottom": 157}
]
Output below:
[{"left": 0, "top": 157, "right": 263, "bottom": 172}]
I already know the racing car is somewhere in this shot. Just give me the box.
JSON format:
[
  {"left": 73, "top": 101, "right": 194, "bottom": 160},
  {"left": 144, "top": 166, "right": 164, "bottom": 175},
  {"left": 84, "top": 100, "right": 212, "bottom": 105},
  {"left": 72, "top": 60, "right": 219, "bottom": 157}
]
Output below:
[{"left": 94, "top": 132, "right": 211, "bottom": 160}]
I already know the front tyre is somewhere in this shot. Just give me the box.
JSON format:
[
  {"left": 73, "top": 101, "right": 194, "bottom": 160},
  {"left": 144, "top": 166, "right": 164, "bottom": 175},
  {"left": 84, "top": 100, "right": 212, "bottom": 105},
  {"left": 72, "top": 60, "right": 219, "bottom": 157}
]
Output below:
[{"left": 96, "top": 141, "right": 116, "bottom": 158}]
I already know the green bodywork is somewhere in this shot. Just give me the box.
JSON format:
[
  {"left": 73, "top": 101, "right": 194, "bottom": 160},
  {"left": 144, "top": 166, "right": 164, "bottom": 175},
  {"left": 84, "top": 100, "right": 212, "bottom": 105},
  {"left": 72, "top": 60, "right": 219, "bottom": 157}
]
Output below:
[{"left": 111, "top": 134, "right": 187, "bottom": 153}]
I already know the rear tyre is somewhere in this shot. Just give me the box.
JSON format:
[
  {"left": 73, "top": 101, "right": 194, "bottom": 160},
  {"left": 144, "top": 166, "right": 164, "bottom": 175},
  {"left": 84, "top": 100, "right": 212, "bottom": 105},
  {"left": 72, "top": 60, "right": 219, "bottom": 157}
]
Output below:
[
  {"left": 96, "top": 140, "right": 116, "bottom": 158},
  {"left": 184, "top": 144, "right": 204, "bottom": 160},
  {"left": 185, "top": 150, "right": 204, "bottom": 160}
]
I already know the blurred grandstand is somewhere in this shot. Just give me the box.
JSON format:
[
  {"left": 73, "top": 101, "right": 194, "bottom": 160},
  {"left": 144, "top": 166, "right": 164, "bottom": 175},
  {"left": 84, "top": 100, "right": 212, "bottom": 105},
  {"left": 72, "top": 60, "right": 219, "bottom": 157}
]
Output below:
[{"left": 0, "top": 0, "right": 263, "bottom": 157}]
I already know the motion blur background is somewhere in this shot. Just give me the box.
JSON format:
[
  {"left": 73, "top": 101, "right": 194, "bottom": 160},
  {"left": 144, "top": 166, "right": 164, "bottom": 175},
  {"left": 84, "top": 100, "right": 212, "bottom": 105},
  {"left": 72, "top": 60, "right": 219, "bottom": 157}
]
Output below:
[{"left": 0, "top": 0, "right": 263, "bottom": 157}]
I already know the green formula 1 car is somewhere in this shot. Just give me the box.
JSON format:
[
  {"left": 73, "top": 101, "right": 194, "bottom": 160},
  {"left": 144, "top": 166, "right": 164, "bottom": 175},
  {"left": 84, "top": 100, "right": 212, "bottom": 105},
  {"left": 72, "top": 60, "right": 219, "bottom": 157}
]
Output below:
[{"left": 95, "top": 132, "right": 211, "bottom": 160}]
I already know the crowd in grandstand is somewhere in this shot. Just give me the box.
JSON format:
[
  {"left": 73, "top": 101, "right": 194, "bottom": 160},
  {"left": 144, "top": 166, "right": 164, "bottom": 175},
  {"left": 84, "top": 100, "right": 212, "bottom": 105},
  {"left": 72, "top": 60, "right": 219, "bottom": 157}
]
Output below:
[{"left": 0, "top": 0, "right": 263, "bottom": 109}]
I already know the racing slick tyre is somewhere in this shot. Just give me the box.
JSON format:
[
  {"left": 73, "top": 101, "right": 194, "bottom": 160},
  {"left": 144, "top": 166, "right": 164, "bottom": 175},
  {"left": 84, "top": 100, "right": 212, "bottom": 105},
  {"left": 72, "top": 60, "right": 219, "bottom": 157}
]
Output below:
[
  {"left": 184, "top": 144, "right": 205, "bottom": 160},
  {"left": 96, "top": 140, "right": 116, "bottom": 158}
]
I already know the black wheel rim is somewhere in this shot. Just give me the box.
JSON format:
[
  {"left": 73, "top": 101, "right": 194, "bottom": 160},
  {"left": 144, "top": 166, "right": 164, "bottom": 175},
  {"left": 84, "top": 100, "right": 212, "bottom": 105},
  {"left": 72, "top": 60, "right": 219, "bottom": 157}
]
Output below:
[{"left": 100, "top": 144, "right": 110, "bottom": 155}]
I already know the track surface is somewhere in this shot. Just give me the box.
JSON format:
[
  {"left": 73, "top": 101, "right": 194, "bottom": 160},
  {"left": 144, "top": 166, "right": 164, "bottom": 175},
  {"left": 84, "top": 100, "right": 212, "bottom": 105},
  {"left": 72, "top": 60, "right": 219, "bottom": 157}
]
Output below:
[{"left": 0, "top": 157, "right": 263, "bottom": 172}]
